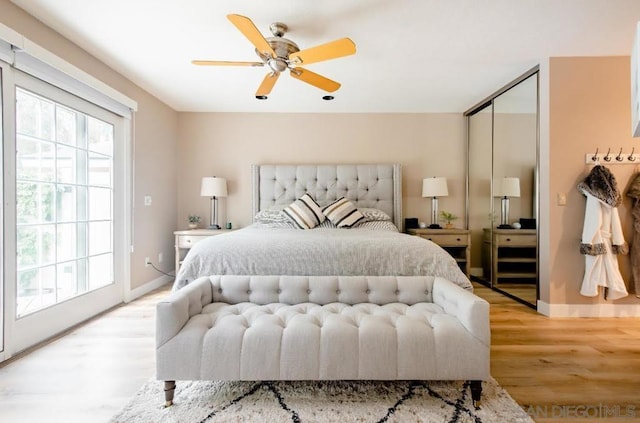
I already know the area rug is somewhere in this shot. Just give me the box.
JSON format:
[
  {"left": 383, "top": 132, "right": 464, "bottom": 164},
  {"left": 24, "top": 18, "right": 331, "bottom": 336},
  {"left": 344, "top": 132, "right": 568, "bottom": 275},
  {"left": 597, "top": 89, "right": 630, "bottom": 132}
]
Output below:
[{"left": 110, "top": 378, "right": 533, "bottom": 423}]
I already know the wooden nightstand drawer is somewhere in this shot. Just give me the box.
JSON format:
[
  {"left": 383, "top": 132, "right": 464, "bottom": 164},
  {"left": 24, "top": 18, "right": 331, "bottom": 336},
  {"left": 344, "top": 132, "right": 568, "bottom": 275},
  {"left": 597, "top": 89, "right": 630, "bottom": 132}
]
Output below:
[
  {"left": 177, "top": 235, "right": 207, "bottom": 248},
  {"left": 418, "top": 234, "right": 467, "bottom": 246},
  {"left": 495, "top": 234, "right": 536, "bottom": 246}
]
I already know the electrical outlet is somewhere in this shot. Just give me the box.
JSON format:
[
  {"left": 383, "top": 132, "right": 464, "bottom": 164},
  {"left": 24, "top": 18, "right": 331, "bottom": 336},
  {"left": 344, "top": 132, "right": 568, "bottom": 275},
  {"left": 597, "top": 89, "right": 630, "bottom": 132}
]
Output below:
[
  {"left": 145, "top": 256, "right": 151, "bottom": 267},
  {"left": 158, "top": 252, "right": 163, "bottom": 263}
]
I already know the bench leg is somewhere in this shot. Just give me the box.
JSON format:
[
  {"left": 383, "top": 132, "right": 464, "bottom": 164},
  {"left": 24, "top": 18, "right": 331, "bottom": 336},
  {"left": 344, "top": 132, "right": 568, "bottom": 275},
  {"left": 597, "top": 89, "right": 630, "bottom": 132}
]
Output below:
[
  {"left": 164, "top": 380, "right": 176, "bottom": 407},
  {"left": 469, "top": 380, "right": 482, "bottom": 409}
]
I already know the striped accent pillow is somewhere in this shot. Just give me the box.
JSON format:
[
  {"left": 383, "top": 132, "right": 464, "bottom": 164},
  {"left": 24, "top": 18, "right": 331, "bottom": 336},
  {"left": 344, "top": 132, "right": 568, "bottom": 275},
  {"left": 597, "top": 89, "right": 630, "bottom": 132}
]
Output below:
[
  {"left": 322, "top": 197, "right": 365, "bottom": 228},
  {"left": 283, "top": 193, "right": 326, "bottom": 229}
]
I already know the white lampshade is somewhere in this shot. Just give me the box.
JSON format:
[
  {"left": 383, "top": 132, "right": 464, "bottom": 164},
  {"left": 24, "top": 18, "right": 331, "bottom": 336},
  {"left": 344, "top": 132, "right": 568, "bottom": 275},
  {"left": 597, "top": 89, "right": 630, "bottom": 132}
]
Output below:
[
  {"left": 422, "top": 177, "right": 449, "bottom": 198},
  {"left": 201, "top": 177, "right": 228, "bottom": 197},
  {"left": 495, "top": 177, "right": 520, "bottom": 198}
]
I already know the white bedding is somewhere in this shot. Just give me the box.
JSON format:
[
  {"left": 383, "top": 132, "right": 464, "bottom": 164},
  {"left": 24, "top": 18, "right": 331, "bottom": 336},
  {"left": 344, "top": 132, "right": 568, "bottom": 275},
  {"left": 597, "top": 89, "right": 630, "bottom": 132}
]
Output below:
[{"left": 172, "top": 222, "right": 472, "bottom": 292}]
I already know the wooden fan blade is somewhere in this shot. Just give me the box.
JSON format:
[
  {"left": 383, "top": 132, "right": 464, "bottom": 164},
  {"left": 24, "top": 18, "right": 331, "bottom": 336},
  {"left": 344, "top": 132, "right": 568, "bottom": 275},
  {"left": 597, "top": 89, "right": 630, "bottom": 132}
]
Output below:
[
  {"left": 192, "top": 60, "right": 264, "bottom": 67},
  {"left": 256, "top": 72, "right": 280, "bottom": 97},
  {"left": 289, "top": 38, "right": 356, "bottom": 65},
  {"left": 290, "top": 68, "right": 341, "bottom": 92},
  {"left": 227, "top": 14, "right": 275, "bottom": 58}
]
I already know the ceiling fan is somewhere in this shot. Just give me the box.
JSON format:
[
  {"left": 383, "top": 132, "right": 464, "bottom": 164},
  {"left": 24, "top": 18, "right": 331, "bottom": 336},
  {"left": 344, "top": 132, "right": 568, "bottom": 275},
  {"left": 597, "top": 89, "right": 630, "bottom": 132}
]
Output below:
[{"left": 192, "top": 14, "right": 356, "bottom": 99}]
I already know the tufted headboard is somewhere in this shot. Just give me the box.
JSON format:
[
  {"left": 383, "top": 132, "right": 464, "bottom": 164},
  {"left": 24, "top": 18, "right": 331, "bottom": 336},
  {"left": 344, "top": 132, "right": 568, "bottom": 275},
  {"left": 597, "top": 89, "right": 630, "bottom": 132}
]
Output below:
[{"left": 251, "top": 164, "right": 403, "bottom": 229}]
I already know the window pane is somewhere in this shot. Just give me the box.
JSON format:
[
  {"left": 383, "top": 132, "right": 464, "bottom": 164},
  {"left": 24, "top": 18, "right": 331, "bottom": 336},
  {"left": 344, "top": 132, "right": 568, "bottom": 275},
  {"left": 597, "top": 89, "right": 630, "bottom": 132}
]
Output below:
[
  {"left": 89, "top": 254, "right": 112, "bottom": 289},
  {"left": 56, "top": 185, "right": 76, "bottom": 222},
  {"left": 17, "top": 225, "right": 55, "bottom": 269},
  {"left": 16, "top": 182, "right": 55, "bottom": 224},
  {"left": 16, "top": 89, "right": 54, "bottom": 141},
  {"left": 56, "top": 106, "right": 77, "bottom": 146},
  {"left": 89, "top": 221, "right": 111, "bottom": 255},
  {"left": 56, "top": 145, "right": 77, "bottom": 184},
  {"left": 89, "top": 152, "right": 112, "bottom": 187},
  {"left": 76, "top": 186, "right": 87, "bottom": 221},
  {"left": 16, "top": 265, "right": 56, "bottom": 317},
  {"left": 87, "top": 116, "right": 113, "bottom": 156},
  {"left": 17, "top": 226, "right": 38, "bottom": 268},
  {"left": 76, "top": 149, "right": 87, "bottom": 185},
  {"left": 57, "top": 223, "right": 77, "bottom": 262},
  {"left": 88, "top": 187, "right": 111, "bottom": 221},
  {"left": 16, "top": 137, "right": 55, "bottom": 181},
  {"left": 57, "top": 260, "right": 87, "bottom": 301}
]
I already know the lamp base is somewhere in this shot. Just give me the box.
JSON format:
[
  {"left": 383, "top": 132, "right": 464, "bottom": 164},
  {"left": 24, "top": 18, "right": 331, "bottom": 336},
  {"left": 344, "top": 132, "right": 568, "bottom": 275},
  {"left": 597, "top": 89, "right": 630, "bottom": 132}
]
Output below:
[
  {"left": 497, "top": 224, "right": 512, "bottom": 229},
  {"left": 428, "top": 224, "right": 442, "bottom": 229}
]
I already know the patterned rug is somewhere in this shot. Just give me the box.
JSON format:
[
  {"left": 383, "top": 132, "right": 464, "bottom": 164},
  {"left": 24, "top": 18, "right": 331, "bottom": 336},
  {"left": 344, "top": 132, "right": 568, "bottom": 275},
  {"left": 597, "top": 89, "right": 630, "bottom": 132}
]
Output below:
[{"left": 110, "top": 378, "right": 533, "bottom": 423}]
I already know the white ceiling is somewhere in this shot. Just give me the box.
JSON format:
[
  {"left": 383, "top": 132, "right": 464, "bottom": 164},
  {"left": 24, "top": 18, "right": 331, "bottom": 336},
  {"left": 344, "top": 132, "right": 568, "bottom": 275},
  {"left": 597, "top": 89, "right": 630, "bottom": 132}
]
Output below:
[{"left": 10, "top": 0, "right": 640, "bottom": 113}]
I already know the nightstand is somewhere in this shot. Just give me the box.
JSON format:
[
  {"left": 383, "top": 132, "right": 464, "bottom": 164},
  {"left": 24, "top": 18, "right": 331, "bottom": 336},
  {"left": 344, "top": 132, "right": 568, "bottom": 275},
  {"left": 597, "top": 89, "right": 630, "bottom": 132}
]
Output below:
[
  {"left": 407, "top": 228, "right": 471, "bottom": 277},
  {"left": 482, "top": 228, "right": 537, "bottom": 286},
  {"left": 174, "top": 229, "right": 235, "bottom": 274}
]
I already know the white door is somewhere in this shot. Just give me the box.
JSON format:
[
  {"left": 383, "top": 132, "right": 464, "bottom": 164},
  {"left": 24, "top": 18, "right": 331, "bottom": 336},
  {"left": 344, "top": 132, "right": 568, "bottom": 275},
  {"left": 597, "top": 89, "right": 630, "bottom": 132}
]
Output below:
[{"left": 4, "top": 72, "right": 126, "bottom": 354}]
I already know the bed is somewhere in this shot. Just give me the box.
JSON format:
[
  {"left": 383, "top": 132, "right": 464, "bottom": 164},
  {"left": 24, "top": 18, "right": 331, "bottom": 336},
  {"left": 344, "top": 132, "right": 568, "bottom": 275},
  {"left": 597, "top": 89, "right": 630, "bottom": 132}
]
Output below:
[{"left": 172, "top": 164, "right": 471, "bottom": 292}]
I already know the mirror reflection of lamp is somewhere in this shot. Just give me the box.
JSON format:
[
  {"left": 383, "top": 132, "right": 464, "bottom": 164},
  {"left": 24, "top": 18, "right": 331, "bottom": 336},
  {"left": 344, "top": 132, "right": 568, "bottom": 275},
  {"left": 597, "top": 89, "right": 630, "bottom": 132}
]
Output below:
[
  {"left": 495, "top": 177, "right": 520, "bottom": 229},
  {"left": 201, "top": 176, "right": 228, "bottom": 229},
  {"left": 422, "top": 177, "right": 448, "bottom": 229}
]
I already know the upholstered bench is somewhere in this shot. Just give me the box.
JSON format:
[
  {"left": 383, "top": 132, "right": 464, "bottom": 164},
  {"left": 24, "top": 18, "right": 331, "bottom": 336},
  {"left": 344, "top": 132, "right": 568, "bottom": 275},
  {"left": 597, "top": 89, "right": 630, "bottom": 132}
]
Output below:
[{"left": 156, "top": 275, "right": 490, "bottom": 406}]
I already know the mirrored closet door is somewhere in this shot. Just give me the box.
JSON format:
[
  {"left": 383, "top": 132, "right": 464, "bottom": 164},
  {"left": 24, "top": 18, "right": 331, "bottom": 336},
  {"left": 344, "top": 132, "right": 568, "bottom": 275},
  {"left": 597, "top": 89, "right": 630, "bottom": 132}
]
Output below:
[{"left": 465, "top": 67, "right": 539, "bottom": 308}]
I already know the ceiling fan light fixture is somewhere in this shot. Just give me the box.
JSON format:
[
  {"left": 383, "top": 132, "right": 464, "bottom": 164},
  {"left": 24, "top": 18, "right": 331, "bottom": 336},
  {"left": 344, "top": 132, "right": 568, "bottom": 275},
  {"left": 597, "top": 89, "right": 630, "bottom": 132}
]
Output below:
[
  {"left": 268, "top": 59, "right": 288, "bottom": 73},
  {"left": 255, "top": 95, "right": 268, "bottom": 100}
]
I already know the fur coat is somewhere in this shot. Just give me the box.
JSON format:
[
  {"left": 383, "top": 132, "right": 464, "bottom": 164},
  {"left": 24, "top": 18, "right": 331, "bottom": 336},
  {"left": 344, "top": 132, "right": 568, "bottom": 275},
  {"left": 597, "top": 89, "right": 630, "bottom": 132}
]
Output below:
[
  {"left": 577, "top": 165, "right": 628, "bottom": 300},
  {"left": 626, "top": 172, "right": 640, "bottom": 297}
]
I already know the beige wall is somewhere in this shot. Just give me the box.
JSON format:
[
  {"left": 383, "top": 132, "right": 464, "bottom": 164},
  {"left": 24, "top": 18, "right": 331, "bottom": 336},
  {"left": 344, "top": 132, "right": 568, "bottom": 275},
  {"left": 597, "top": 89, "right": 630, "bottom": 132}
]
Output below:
[
  {"left": 0, "top": 1, "right": 179, "bottom": 290},
  {"left": 9, "top": 0, "right": 637, "bottom": 308},
  {"left": 177, "top": 113, "right": 466, "bottom": 230},
  {"left": 549, "top": 56, "right": 638, "bottom": 304}
]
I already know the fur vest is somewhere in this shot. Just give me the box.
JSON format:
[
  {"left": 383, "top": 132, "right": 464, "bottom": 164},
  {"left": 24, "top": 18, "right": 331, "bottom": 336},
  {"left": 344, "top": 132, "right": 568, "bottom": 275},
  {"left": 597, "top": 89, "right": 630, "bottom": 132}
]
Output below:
[{"left": 577, "top": 165, "right": 628, "bottom": 300}]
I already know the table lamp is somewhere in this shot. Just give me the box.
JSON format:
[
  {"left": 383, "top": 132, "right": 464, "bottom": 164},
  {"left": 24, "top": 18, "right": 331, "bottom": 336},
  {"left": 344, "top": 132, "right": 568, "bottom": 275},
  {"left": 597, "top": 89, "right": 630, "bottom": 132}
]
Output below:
[
  {"left": 201, "top": 176, "right": 228, "bottom": 229},
  {"left": 495, "top": 177, "right": 520, "bottom": 229},
  {"left": 422, "top": 177, "right": 448, "bottom": 229}
]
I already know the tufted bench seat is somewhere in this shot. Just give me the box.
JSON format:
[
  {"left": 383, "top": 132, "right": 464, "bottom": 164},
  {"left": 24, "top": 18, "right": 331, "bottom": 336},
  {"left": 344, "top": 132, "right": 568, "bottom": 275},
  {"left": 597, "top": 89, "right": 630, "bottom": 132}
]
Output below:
[{"left": 156, "top": 275, "right": 490, "bottom": 406}]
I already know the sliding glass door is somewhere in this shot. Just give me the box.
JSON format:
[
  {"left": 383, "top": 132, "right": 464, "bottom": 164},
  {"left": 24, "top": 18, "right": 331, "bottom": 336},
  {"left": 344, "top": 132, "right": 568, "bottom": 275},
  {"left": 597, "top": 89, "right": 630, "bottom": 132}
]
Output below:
[
  {"left": 15, "top": 85, "right": 115, "bottom": 316},
  {"left": 5, "top": 72, "right": 126, "bottom": 354}
]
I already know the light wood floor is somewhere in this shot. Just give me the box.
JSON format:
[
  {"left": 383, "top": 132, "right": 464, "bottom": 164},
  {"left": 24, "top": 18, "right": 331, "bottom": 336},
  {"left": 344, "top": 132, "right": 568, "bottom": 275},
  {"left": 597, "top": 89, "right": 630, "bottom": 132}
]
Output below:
[
  {"left": 0, "top": 282, "right": 639, "bottom": 422},
  {"left": 0, "top": 285, "right": 170, "bottom": 423},
  {"left": 476, "top": 283, "right": 640, "bottom": 423}
]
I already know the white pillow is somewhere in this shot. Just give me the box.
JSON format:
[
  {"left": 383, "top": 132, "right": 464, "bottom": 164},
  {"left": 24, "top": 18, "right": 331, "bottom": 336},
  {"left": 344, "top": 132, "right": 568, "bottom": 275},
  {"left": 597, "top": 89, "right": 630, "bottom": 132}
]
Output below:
[
  {"left": 253, "top": 208, "right": 295, "bottom": 228},
  {"left": 358, "top": 208, "right": 392, "bottom": 222},
  {"left": 283, "top": 193, "right": 326, "bottom": 229},
  {"left": 323, "top": 197, "right": 365, "bottom": 228}
]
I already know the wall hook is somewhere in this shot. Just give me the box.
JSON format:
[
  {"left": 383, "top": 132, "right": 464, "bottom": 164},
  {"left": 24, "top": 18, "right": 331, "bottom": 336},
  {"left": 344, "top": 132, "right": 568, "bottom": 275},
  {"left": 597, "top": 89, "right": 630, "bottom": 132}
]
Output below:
[
  {"left": 616, "top": 148, "right": 624, "bottom": 161},
  {"left": 629, "top": 147, "right": 636, "bottom": 161},
  {"left": 603, "top": 148, "right": 611, "bottom": 162},
  {"left": 592, "top": 148, "right": 599, "bottom": 162}
]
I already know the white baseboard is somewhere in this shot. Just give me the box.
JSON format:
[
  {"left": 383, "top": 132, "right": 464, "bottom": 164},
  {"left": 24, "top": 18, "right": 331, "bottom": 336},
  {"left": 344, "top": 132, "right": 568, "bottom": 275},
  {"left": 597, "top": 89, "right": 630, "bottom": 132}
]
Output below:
[
  {"left": 537, "top": 300, "right": 640, "bottom": 317},
  {"left": 124, "top": 274, "right": 173, "bottom": 303}
]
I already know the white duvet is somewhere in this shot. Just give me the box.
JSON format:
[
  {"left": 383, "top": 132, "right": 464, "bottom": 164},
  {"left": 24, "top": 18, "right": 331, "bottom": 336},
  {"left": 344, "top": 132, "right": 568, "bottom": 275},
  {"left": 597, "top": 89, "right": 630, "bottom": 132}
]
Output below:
[{"left": 173, "top": 222, "right": 472, "bottom": 292}]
